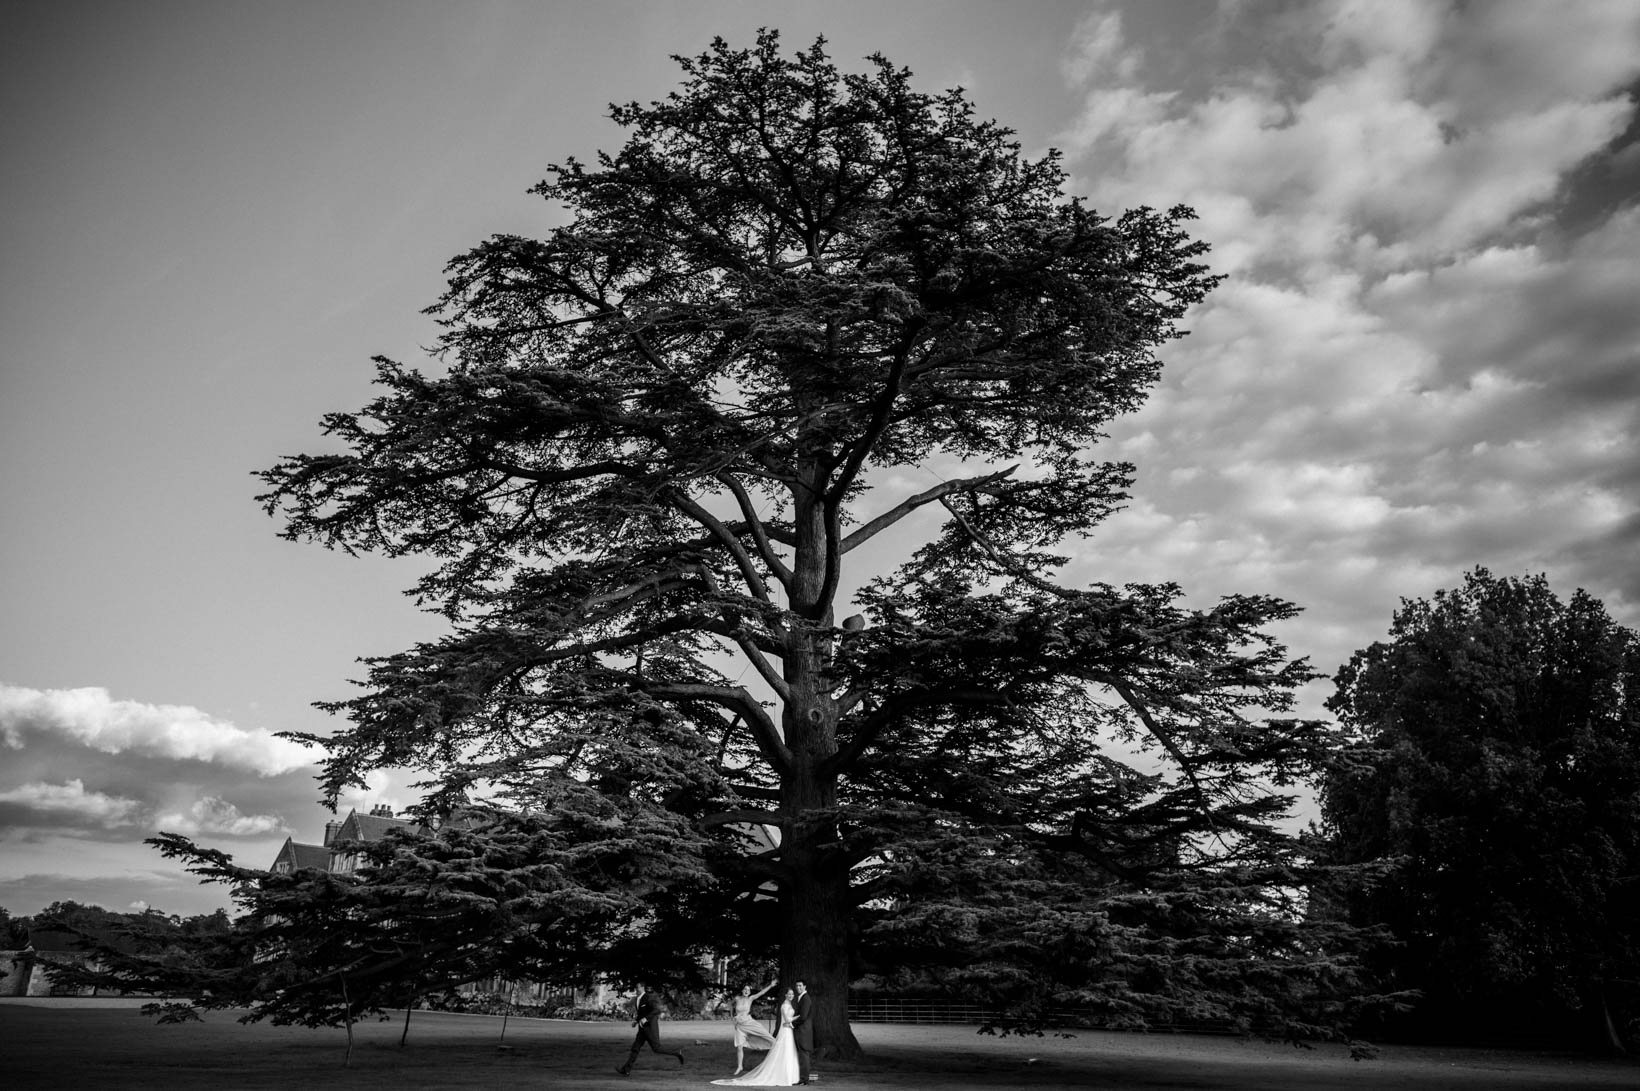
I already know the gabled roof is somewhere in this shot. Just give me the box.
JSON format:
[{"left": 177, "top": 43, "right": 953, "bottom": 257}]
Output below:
[
  {"left": 332, "top": 808, "right": 419, "bottom": 845},
  {"left": 270, "top": 838, "right": 331, "bottom": 872}
]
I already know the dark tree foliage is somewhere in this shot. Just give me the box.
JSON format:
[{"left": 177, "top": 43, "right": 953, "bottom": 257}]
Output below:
[
  {"left": 22, "top": 902, "right": 232, "bottom": 997},
  {"left": 1321, "top": 569, "right": 1640, "bottom": 1052},
  {"left": 257, "top": 32, "right": 1362, "bottom": 1053},
  {"left": 70, "top": 805, "right": 700, "bottom": 1038},
  {"left": 0, "top": 906, "right": 29, "bottom": 948},
  {"left": 30, "top": 900, "right": 141, "bottom": 937},
  {"left": 23, "top": 900, "right": 227, "bottom": 957}
]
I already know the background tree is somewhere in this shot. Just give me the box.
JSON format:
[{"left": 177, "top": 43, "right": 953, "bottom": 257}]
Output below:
[
  {"left": 0, "top": 906, "right": 28, "bottom": 948},
  {"left": 16, "top": 901, "right": 232, "bottom": 1001},
  {"left": 1321, "top": 568, "right": 1640, "bottom": 1052},
  {"left": 30, "top": 900, "right": 131, "bottom": 937},
  {"left": 71, "top": 803, "right": 699, "bottom": 1050},
  {"left": 259, "top": 31, "right": 1360, "bottom": 1053}
]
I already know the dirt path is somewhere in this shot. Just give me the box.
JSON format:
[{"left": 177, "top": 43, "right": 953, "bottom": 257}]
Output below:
[{"left": 3, "top": 1004, "right": 1634, "bottom": 1089}]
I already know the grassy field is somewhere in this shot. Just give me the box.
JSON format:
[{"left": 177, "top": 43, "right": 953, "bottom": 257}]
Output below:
[{"left": 4, "top": 999, "right": 1636, "bottom": 1090}]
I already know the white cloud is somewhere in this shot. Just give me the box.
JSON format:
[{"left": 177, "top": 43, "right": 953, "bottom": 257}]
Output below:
[
  {"left": 0, "top": 779, "right": 142, "bottom": 827},
  {"left": 0, "top": 684, "right": 316, "bottom": 775},
  {"left": 1062, "top": 9, "right": 1144, "bottom": 86},
  {"left": 0, "top": 777, "right": 289, "bottom": 841},
  {"left": 1065, "top": 1, "right": 1639, "bottom": 274},
  {"left": 336, "top": 768, "right": 403, "bottom": 816},
  {"left": 1056, "top": 0, "right": 1640, "bottom": 699},
  {"left": 153, "top": 796, "right": 286, "bottom": 838}
]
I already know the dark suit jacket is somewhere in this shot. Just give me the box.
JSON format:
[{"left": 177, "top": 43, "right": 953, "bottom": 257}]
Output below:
[
  {"left": 634, "top": 990, "right": 663, "bottom": 1042},
  {"left": 791, "top": 991, "right": 814, "bottom": 1050}
]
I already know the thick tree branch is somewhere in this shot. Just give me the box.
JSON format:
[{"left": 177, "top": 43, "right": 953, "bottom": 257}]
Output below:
[
  {"left": 694, "top": 564, "right": 792, "bottom": 702},
  {"left": 581, "top": 573, "right": 702, "bottom": 620},
  {"left": 715, "top": 471, "right": 794, "bottom": 587},
  {"left": 641, "top": 681, "right": 791, "bottom": 772},
  {"left": 819, "top": 503, "right": 846, "bottom": 626},
  {"left": 826, "top": 346, "right": 910, "bottom": 507},
  {"left": 668, "top": 490, "right": 775, "bottom": 606},
  {"left": 1099, "top": 676, "right": 1216, "bottom": 831},
  {"left": 842, "top": 467, "right": 1018, "bottom": 553},
  {"left": 479, "top": 457, "right": 646, "bottom": 486}
]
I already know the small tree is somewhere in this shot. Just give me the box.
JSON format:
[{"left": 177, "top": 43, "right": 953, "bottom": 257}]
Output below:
[
  {"left": 259, "top": 31, "right": 1362, "bottom": 1052},
  {"left": 1322, "top": 569, "right": 1640, "bottom": 1052}
]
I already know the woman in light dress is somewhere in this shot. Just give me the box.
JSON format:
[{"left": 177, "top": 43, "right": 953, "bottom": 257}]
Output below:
[
  {"left": 725, "top": 980, "right": 779, "bottom": 1076},
  {"left": 712, "top": 987, "right": 800, "bottom": 1086}
]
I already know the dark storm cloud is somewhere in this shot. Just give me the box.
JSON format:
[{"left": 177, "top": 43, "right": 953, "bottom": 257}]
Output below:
[{"left": 1555, "top": 78, "right": 1640, "bottom": 237}]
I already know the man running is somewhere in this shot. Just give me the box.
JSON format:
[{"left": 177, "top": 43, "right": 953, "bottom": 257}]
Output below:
[{"left": 617, "top": 982, "right": 686, "bottom": 1075}]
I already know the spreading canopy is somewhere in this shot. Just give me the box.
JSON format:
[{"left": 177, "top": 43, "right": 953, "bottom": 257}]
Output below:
[{"left": 258, "top": 32, "right": 1358, "bottom": 1051}]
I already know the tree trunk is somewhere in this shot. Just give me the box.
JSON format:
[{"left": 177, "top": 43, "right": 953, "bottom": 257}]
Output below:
[
  {"left": 782, "top": 861, "right": 862, "bottom": 1059},
  {"left": 775, "top": 463, "right": 862, "bottom": 1058},
  {"left": 779, "top": 694, "right": 861, "bottom": 1058}
]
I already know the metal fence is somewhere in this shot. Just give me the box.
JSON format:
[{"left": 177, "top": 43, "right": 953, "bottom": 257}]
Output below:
[
  {"left": 844, "top": 997, "right": 1241, "bottom": 1035},
  {"left": 846, "top": 998, "right": 995, "bottom": 1025}
]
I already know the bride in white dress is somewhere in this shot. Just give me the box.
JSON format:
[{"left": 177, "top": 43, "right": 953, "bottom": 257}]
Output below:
[{"left": 712, "top": 988, "right": 800, "bottom": 1086}]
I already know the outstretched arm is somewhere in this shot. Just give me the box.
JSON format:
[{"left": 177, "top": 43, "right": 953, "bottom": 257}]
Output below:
[{"left": 750, "top": 980, "right": 777, "bottom": 1000}]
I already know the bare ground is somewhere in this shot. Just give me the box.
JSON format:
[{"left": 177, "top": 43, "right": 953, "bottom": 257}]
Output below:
[{"left": 3, "top": 999, "right": 1635, "bottom": 1090}]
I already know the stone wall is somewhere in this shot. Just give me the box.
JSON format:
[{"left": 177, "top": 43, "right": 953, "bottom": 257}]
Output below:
[{"left": 1, "top": 950, "right": 37, "bottom": 996}]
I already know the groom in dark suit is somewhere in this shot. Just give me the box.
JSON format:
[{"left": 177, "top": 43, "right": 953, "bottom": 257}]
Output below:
[{"left": 791, "top": 979, "right": 814, "bottom": 1084}]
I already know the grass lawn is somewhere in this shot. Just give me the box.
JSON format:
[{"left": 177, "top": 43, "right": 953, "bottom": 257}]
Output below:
[{"left": 3, "top": 999, "right": 1636, "bottom": 1090}]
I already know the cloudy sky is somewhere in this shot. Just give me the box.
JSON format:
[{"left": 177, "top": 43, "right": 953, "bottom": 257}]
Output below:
[{"left": 3, "top": 0, "right": 1637, "bottom": 918}]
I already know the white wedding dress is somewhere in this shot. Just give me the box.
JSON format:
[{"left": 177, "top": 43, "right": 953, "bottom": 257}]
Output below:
[{"left": 712, "top": 1000, "right": 800, "bottom": 1086}]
